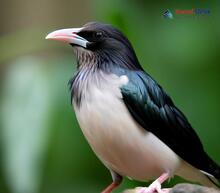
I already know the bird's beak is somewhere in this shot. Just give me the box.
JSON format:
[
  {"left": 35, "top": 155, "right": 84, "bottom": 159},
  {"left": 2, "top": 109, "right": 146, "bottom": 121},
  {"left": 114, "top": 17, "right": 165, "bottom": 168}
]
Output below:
[{"left": 45, "top": 28, "right": 88, "bottom": 48}]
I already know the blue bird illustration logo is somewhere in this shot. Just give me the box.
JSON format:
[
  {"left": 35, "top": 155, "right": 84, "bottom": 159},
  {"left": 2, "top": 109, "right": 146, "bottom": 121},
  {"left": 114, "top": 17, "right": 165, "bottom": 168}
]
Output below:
[{"left": 163, "top": 9, "right": 173, "bottom": 19}]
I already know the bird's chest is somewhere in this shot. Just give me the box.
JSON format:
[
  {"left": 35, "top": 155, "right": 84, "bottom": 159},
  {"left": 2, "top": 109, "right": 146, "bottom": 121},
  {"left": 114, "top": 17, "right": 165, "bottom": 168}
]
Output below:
[
  {"left": 72, "top": 73, "right": 180, "bottom": 181},
  {"left": 73, "top": 74, "right": 132, "bottom": 154},
  {"left": 74, "top": 83, "right": 133, "bottom": 151},
  {"left": 74, "top": 82, "right": 149, "bottom": 176}
]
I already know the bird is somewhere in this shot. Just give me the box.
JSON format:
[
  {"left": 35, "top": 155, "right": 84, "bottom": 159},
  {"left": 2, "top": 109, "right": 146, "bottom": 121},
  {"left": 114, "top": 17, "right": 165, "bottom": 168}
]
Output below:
[{"left": 46, "top": 22, "right": 220, "bottom": 193}]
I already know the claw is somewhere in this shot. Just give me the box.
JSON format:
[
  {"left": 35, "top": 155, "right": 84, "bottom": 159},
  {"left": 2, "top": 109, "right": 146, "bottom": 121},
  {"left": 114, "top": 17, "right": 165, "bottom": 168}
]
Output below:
[
  {"left": 136, "top": 187, "right": 170, "bottom": 193},
  {"left": 135, "top": 173, "right": 170, "bottom": 193}
]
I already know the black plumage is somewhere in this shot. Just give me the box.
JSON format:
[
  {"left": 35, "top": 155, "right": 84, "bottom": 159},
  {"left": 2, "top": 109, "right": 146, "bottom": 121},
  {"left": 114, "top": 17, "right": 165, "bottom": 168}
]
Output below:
[
  {"left": 69, "top": 22, "right": 220, "bottom": 183},
  {"left": 119, "top": 69, "right": 220, "bottom": 180},
  {"left": 46, "top": 22, "right": 220, "bottom": 192}
]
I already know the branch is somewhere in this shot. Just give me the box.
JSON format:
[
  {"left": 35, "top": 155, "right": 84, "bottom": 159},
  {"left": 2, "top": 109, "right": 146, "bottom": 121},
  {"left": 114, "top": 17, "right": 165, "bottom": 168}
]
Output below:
[{"left": 123, "top": 183, "right": 220, "bottom": 193}]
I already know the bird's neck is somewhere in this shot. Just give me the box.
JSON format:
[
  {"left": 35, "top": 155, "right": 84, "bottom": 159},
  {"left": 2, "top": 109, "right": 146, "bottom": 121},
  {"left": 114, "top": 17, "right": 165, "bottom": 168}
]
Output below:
[
  {"left": 74, "top": 47, "right": 142, "bottom": 72},
  {"left": 70, "top": 47, "right": 142, "bottom": 107}
]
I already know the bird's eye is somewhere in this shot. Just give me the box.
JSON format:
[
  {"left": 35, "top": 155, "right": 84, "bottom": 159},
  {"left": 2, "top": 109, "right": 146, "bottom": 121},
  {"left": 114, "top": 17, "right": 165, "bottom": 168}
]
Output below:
[{"left": 94, "top": 32, "right": 103, "bottom": 39}]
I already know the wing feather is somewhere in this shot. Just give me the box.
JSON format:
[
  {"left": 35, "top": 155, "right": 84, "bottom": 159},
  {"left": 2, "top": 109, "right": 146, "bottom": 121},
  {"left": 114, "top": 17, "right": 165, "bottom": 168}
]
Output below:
[{"left": 119, "top": 70, "right": 214, "bottom": 174}]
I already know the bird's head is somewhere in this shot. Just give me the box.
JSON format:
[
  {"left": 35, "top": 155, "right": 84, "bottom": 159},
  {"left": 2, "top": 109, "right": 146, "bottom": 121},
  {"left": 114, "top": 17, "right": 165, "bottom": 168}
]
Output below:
[{"left": 46, "top": 22, "right": 142, "bottom": 70}]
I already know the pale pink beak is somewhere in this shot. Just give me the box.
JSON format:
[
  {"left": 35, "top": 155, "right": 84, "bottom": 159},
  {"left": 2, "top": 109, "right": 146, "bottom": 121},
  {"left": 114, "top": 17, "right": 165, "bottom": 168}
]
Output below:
[{"left": 45, "top": 28, "right": 88, "bottom": 48}]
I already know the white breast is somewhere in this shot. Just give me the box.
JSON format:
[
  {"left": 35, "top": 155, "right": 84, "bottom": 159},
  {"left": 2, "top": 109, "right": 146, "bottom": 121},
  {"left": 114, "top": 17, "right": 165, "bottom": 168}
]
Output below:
[{"left": 73, "top": 73, "right": 181, "bottom": 181}]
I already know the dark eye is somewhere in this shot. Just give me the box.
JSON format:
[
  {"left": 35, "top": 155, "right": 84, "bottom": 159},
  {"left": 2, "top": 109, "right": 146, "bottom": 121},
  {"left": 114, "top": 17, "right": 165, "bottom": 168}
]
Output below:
[{"left": 94, "top": 32, "right": 103, "bottom": 39}]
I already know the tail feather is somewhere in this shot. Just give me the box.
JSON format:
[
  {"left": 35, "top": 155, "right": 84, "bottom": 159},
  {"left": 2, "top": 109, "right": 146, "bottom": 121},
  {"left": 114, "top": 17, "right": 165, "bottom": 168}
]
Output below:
[
  {"left": 176, "top": 160, "right": 220, "bottom": 189},
  {"left": 206, "top": 155, "right": 220, "bottom": 179},
  {"left": 203, "top": 153, "right": 220, "bottom": 188},
  {"left": 206, "top": 175, "right": 220, "bottom": 189}
]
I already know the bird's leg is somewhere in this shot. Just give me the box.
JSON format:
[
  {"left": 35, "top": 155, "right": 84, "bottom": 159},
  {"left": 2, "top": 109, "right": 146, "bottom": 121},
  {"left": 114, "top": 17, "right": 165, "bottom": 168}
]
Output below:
[
  {"left": 136, "top": 173, "right": 170, "bottom": 193},
  {"left": 101, "top": 170, "right": 123, "bottom": 193},
  {"left": 101, "top": 182, "right": 121, "bottom": 193}
]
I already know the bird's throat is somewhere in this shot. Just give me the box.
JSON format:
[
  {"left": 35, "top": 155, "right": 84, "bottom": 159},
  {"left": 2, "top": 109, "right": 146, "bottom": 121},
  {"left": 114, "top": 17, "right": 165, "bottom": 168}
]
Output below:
[{"left": 73, "top": 47, "right": 98, "bottom": 69}]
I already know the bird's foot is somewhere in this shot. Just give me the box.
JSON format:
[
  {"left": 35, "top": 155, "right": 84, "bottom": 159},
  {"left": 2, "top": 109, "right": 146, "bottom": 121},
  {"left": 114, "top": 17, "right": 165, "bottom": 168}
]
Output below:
[{"left": 136, "top": 173, "right": 170, "bottom": 193}]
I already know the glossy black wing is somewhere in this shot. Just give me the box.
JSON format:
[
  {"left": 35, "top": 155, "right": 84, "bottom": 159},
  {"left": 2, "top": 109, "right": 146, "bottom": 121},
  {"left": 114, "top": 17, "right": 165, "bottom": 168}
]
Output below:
[{"left": 120, "top": 70, "right": 218, "bottom": 176}]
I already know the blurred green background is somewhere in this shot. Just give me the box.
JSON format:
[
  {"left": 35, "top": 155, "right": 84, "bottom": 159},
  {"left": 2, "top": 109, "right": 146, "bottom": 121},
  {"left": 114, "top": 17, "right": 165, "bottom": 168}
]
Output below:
[{"left": 0, "top": 1, "right": 220, "bottom": 193}]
